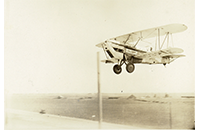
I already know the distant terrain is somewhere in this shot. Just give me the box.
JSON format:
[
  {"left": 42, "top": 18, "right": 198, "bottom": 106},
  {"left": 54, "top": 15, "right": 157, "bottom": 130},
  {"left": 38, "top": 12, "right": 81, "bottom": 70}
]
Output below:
[{"left": 6, "top": 93, "right": 195, "bottom": 129}]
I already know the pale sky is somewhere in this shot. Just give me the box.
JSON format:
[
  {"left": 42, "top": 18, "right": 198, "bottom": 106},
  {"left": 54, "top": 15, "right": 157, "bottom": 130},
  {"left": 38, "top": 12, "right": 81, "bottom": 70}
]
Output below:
[{"left": 4, "top": 0, "right": 195, "bottom": 93}]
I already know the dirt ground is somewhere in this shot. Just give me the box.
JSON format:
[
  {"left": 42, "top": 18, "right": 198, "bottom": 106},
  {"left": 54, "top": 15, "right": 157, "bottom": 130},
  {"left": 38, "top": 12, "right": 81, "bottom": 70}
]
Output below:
[{"left": 5, "top": 93, "right": 195, "bottom": 129}]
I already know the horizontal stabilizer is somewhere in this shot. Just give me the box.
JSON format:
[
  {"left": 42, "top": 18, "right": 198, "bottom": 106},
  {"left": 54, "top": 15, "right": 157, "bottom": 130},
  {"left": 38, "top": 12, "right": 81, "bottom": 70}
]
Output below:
[
  {"left": 161, "top": 47, "right": 184, "bottom": 54},
  {"left": 162, "top": 54, "right": 185, "bottom": 58}
]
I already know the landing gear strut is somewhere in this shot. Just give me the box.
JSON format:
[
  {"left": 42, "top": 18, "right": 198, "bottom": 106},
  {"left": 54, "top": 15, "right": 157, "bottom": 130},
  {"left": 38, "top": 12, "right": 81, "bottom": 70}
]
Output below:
[{"left": 113, "top": 59, "right": 135, "bottom": 74}]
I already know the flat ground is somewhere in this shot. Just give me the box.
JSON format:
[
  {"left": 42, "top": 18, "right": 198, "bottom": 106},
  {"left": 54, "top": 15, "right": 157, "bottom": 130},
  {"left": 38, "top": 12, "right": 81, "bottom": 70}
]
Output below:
[
  {"left": 5, "top": 93, "right": 195, "bottom": 129},
  {"left": 5, "top": 109, "right": 141, "bottom": 130}
]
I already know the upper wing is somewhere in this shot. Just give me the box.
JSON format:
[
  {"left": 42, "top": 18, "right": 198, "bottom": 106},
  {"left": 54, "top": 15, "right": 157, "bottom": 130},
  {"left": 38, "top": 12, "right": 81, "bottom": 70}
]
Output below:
[{"left": 110, "top": 24, "right": 187, "bottom": 43}]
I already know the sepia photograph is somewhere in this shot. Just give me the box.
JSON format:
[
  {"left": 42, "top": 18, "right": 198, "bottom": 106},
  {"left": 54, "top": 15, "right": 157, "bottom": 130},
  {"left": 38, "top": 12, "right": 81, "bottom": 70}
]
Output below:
[{"left": 4, "top": 0, "right": 195, "bottom": 129}]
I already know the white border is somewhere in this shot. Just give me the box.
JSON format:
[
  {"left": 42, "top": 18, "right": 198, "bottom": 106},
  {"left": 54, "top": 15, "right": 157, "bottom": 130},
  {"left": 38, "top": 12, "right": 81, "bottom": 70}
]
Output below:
[
  {"left": 195, "top": 0, "right": 199, "bottom": 129},
  {"left": 1, "top": 0, "right": 4, "bottom": 129}
]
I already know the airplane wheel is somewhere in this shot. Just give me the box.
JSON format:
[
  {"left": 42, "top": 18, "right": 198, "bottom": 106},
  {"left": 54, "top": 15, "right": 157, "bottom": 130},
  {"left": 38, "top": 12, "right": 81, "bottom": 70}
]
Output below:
[
  {"left": 113, "top": 64, "right": 122, "bottom": 74},
  {"left": 126, "top": 63, "right": 135, "bottom": 73}
]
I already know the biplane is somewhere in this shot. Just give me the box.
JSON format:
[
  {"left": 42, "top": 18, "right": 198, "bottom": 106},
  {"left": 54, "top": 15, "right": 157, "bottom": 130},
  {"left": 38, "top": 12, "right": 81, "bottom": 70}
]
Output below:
[{"left": 96, "top": 24, "right": 187, "bottom": 74}]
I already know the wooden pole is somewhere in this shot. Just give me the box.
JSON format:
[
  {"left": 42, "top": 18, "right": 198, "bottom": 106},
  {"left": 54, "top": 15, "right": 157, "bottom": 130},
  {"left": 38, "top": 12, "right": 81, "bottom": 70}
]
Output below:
[
  {"left": 169, "top": 102, "right": 172, "bottom": 129},
  {"left": 97, "top": 52, "right": 102, "bottom": 128}
]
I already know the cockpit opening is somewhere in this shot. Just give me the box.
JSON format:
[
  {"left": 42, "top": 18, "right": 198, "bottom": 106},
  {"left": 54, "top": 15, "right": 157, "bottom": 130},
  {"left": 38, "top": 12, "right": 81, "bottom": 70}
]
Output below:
[{"left": 113, "top": 47, "right": 124, "bottom": 53}]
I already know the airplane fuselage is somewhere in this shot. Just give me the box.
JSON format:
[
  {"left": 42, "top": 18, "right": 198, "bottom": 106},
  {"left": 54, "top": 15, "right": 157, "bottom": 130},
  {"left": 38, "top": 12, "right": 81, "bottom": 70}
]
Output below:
[{"left": 103, "top": 41, "right": 181, "bottom": 65}]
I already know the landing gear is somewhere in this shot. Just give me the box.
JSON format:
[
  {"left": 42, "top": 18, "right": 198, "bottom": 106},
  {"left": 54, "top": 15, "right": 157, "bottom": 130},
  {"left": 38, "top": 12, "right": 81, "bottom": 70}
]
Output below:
[
  {"left": 113, "top": 62, "right": 135, "bottom": 74},
  {"left": 113, "top": 64, "right": 122, "bottom": 74},
  {"left": 113, "top": 55, "right": 136, "bottom": 74},
  {"left": 126, "top": 63, "right": 135, "bottom": 73}
]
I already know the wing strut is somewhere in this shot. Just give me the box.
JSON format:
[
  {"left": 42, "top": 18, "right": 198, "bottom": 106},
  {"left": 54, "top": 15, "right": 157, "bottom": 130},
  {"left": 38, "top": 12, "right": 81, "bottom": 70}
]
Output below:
[
  {"left": 133, "top": 29, "right": 155, "bottom": 48},
  {"left": 155, "top": 33, "right": 157, "bottom": 51},
  {"left": 160, "top": 32, "right": 169, "bottom": 49},
  {"left": 171, "top": 33, "right": 174, "bottom": 47},
  {"left": 158, "top": 28, "right": 160, "bottom": 50},
  {"left": 133, "top": 37, "right": 142, "bottom": 48},
  {"left": 167, "top": 33, "right": 169, "bottom": 47},
  {"left": 124, "top": 34, "right": 131, "bottom": 44},
  {"left": 122, "top": 34, "right": 131, "bottom": 57}
]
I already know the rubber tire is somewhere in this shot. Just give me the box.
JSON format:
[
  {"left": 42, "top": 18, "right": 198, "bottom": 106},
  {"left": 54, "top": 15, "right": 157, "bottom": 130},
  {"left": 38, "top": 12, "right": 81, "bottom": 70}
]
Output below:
[
  {"left": 113, "top": 64, "right": 122, "bottom": 74},
  {"left": 126, "top": 63, "right": 135, "bottom": 73}
]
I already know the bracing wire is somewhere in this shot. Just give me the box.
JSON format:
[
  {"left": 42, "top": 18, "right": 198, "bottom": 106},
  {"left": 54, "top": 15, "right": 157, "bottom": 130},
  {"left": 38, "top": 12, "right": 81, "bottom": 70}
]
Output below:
[
  {"left": 167, "top": 33, "right": 169, "bottom": 48},
  {"left": 141, "top": 40, "right": 153, "bottom": 45},
  {"left": 171, "top": 33, "right": 174, "bottom": 47},
  {"left": 160, "top": 32, "right": 169, "bottom": 49},
  {"left": 143, "top": 29, "right": 157, "bottom": 39},
  {"left": 155, "top": 34, "right": 157, "bottom": 51}
]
